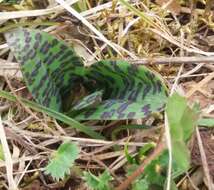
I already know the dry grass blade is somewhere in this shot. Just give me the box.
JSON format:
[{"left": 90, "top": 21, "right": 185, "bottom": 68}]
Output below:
[
  {"left": 131, "top": 56, "right": 214, "bottom": 65},
  {"left": 0, "top": 0, "right": 78, "bottom": 20},
  {"left": 186, "top": 72, "right": 214, "bottom": 98},
  {"left": 0, "top": 59, "right": 19, "bottom": 70},
  {"left": 195, "top": 127, "right": 214, "bottom": 190},
  {"left": 0, "top": 0, "right": 214, "bottom": 189},
  {"left": 0, "top": 59, "right": 22, "bottom": 78},
  {"left": 55, "top": 0, "right": 122, "bottom": 55},
  {"left": 0, "top": 117, "right": 17, "bottom": 190}
]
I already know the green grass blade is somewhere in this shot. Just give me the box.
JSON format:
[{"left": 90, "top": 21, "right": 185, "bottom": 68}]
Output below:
[{"left": 0, "top": 90, "right": 104, "bottom": 139}]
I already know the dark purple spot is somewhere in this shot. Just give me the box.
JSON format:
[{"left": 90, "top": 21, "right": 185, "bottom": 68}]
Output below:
[
  {"left": 59, "top": 51, "right": 72, "bottom": 61},
  {"left": 35, "top": 32, "right": 42, "bottom": 41},
  {"left": 157, "top": 106, "right": 164, "bottom": 111},
  {"left": 33, "top": 41, "right": 40, "bottom": 49},
  {"left": 22, "top": 55, "right": 29, "bottom": 63},
  {"left": 31, "top": 60, "right": 41, "bottom": 77},
  {"left": 118, "top": 113, "right": 125, "bottom": 119},
  {"left": 44, "top": 52, "right": 53, "bottom": 63},
  {"left": 103, "top": 100, "right": 116, "bottom": 109},
  {"left": 39, "top": 73, "right": 49, "bottom": 87},
  {"left": 156, "top": 80, "right": 162, "bottom": 93},
  {"left": 141, "top": 104, "right": 151, "bottom": 115},
  {"left": 55, "top": 93, "right": 61, "bottom": 105},
  {"left": 40, "top": 42, "right": 51, "bottom": 54},
  {"left": 51, "top": 39, "right": 58, "bottom": 46},
  {"left": 26, "top": 49, "right": 36, "bottom": 59},
  {"left": 128, "top": 64, "right": 138, "bottom": 75},
  {"left": 145, "top": 71, "right": 155, "bottom": 81},
  {"left": 128, "top": 90, "right": 136, "bottom": 100},
  {"left": 142, "top": 85, "right": 151, "bottom": 99},
  {"left": 25, "top": 72, "right": 34, "bottom": 85},
  {"left": 25, "top": 36, "right": 31, "bottom": 43},
  {"left": 117, "top": 102, "right": 131, "bottom": 114},
  {"left": 43, "top": 95, "right": 51, "bottom": 107},
  {"left": 101, "top": 112, "right": 112, "bottom": 119},
  {"left": 23, "top": 30, "right": 30, "bottom": 37},
  {"left": 84, "top": 108, "right": 97, "bottom": 118},
  {"left": 127, "top": 112, "right": 136, "bottom": 118},
  {"left": 152, "top": 83, "right": 157, "bottom": 94},
  {"left": 22, "top": 43, "right": 30, "bottom": 52},
  {"left": 60, "top": 44, "right": 67, "bottom": 50},
  {"left": 111, "top": 61, "right": 123, "bottom": 73}
]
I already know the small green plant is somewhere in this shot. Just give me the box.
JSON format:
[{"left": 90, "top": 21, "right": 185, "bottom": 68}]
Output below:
[
  {"left": 166, "top": 93, "right": 197, "bottom": 171},
  {"left": 123, "top": 93, "right": 198, "bottom": 189},
  {"left": 83, "top": 170, "right": 113, "bottom": 190},
  {"left": 5, "top": 28, "right": 168, "bottom": 121},
  {"left": 3, "top": 27, "right": 201, "bottom": 189},
  {"left": 45, "top": 142, "right": 80, "bottom": 181},
  {"left": 128, "top": 151, "right": 169, "bottom": 189},
  {"left": 132, "top": 178, "right": 149, "bottom": 190},
  {"left": 198, "top": 118, "right": 214, "bottom": 127}
]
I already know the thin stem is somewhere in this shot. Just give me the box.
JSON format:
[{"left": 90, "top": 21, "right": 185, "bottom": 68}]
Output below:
[{"left": 115, "top": 138, "right": 165, "bottom": 190}]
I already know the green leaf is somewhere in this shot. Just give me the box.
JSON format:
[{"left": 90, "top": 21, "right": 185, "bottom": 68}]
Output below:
[
  {"left": 171, "top": 141, "right": 190, "bottom": 171},
  {"left": 5, "top": 28, "right": 168, "bottom": 121},
  {"left": 45, "top": 142, "right": 80, "bottom": 181},
  {"left": 83, "top": 170, "right": 113, "bottom": 190},
  {"left": 198, "top": 118, "right": 214, "bottom": 127},
  {"left": 138, "top": 143, "right": 155, "bottom": 159},
  {"left": 166, "top": 93, "right": 198, "bottom": 171},
  {"left": 124, "top": 142, "right": 137, "bottom": 164},
  {"left": 73, "top": 0, "right": 88, "bottom": 12},
  {"left": 72, "top": 90, "right": 103, "bottom": 110},
  {"left": 170, "top": 180, "right": 179, "bottom": 190},
  {"left": 130, "top": 150, "right": 185, "bottom": 189},
  {"left": 164, "top": 179, "right": 178, "bottom": 190},
  {"left": 0, "top": 0, "right": 20, "bottom": 4},
  {"left": 144, "top": 152, "right": 168, "bottom": 186},
  {"left": 132, "top": 178, "right": 149, "bottom": 190},
  {"left": 5, "top": 28, "right": 85, "bottom": 111},
  {"left": 0, "top": 144, "right": 4, "bottom": 160},
  {"left": 74, "top": 60, "right": 168, "bottom": 120}
]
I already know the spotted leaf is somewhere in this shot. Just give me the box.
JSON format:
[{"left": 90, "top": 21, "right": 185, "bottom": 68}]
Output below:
[
  {"left": 6, "top": 28, "right": 168, "bottom": 121},
  {"left": 73, "top": 60, "right": 168, "bottom": 120},
  {"left": 72, "top": 90, "right": 103, "bottom": 110},
  {"left": 0, "top": 0, "right": 21, "bottom": 4},
  {"left": 5, "top": 28, "right": 85, "bottom": 111}
]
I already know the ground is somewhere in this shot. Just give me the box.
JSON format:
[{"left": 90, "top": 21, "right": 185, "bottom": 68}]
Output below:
[{"left": 0, "top": 0, "right": 214, "bottom": 190}]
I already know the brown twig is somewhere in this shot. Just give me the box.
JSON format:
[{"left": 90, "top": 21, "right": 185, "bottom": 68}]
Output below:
[
  {"left": 115, "top": 139, "right": 166, "bottom": 190},
  {"left": 1, "top": 56, "right": 214, "bottom": 72},
  {"left": 130, "top": 56, "right": 214, "bottom": 65},
  {"left": 0, "top": 117, "right": 17, "bottom": 190},
  {"left": 195, "top": 127, "right": 214, "bottom": 190},
  {"left": 4, "top": 75, "right": 40, "bottom": 121},
  {"left": 4, "top": 127, "right": 37, "bottom": 154}
]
